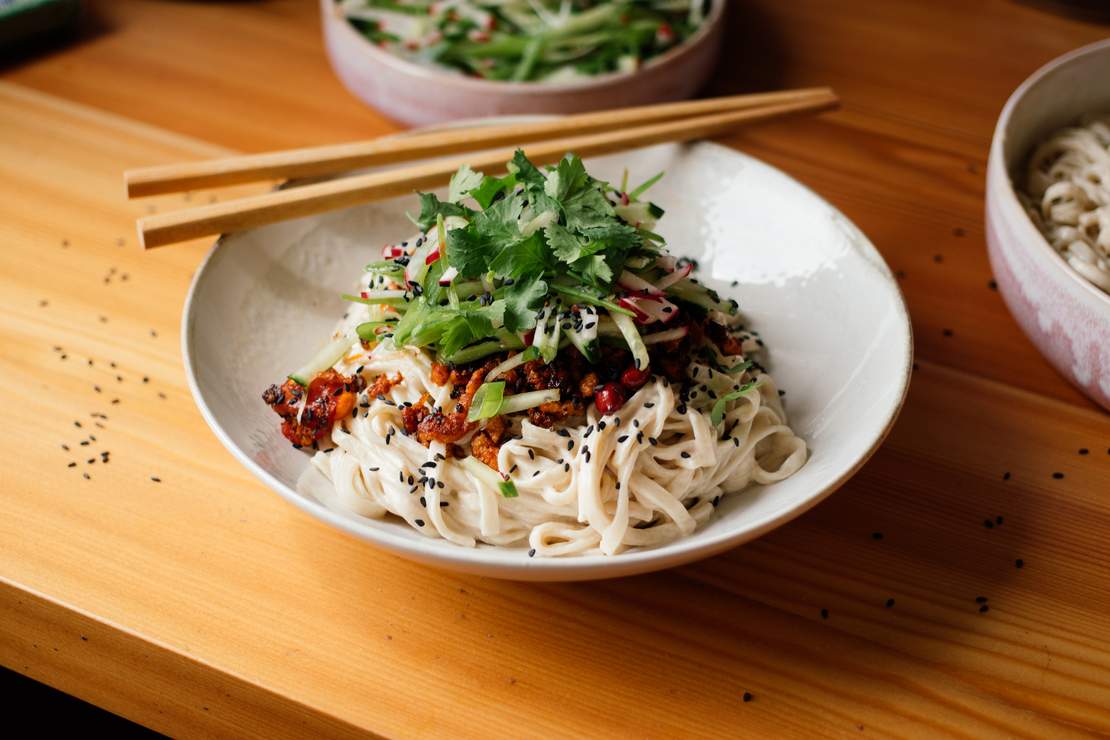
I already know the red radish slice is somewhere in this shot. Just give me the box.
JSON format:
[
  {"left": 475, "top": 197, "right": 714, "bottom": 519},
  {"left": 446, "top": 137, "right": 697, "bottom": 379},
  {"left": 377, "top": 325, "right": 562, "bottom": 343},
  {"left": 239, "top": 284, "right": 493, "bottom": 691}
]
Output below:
[
  {"left": 617, "top": 270, "right": 664, "bottom": 298},
  {"left": 617, "top": 297, "right": 650, "bottom": 323},
  {"left": 656, "top": 262, "right": 692, "bottom": 291},
  {"left": 620, "top": 295, "right": 680, "bottom": 325},
  {"left": 425, "top": 248, "right": 441, "bottom": 265},
  {"left": 382, "top": 244, "right": 404, "bottom": 259},
  {"left": 438, "top": 266, "right": 459, "bottom": 285}
]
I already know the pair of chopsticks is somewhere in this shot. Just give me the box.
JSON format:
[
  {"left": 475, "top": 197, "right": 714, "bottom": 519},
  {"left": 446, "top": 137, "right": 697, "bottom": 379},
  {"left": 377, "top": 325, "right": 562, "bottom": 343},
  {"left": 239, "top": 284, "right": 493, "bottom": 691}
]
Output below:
[{"left": 127, "top": 87, "right": 838, "bottom": 249}]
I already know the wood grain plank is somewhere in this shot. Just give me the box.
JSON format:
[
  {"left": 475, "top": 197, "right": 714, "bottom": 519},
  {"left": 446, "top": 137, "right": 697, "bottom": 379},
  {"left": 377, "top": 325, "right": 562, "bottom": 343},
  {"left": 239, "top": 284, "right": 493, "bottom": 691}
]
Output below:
[{"left": 2, "top": 80, "right": 1110, "bottom": 737}]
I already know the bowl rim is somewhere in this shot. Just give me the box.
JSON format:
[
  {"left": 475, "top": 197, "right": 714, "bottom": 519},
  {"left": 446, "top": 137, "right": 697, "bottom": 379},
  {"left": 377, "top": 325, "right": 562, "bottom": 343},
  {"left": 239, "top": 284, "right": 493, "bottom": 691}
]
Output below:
[
  {"left": 181, "top": 129, "right": 913, "bottom": 580},
  {"left": 321, "top": 0, "right": 726, "bottom": 95},
  {"left": 989, "top": 36, "right": 1110, "bottom": 307}
]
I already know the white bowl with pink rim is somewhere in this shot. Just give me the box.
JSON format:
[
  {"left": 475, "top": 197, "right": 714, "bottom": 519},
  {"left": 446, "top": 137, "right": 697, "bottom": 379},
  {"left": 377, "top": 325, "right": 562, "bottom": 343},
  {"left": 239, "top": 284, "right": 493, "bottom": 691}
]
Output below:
[
  {"left": 319, "top": 0, "right": 726, "bottom": 126},
  {"left": 986, "top": 38, "right": 1110, "bottom": 411}
]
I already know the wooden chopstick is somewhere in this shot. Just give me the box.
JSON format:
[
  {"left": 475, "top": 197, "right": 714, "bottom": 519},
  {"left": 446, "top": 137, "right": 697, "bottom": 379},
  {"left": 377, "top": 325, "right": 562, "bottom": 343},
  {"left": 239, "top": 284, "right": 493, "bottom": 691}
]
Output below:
[
  {"left": 138, "top": 91, "right": 838, "bottom": 249},
  {"left": 125, "top": 87, "right": 836, "bottom": 198}
]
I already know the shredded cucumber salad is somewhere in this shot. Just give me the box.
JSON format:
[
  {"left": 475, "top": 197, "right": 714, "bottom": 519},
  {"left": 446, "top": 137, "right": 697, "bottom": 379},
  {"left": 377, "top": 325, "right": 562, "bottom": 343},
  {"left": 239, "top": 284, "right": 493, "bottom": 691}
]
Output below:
[{"left": 338, "top": 0, "right": 711, "bottom": 83}]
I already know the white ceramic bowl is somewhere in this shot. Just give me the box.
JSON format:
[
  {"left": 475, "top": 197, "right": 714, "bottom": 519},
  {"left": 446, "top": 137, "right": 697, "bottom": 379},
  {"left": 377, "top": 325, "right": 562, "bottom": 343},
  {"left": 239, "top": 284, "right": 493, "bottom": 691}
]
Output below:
[
  {"left": 320, "top": 0, "right": 726, "bottom": 126},
  {"left": 183, "top": 137, "right": 912, "bottom": 581},
  {"left": 986, "top": 39, "right": 1110, "bottom": 411}
]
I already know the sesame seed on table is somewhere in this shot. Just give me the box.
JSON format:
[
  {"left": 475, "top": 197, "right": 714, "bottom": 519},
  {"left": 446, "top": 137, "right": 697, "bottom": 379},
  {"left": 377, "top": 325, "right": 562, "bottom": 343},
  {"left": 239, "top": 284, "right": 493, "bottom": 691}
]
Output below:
[{"left": 2, "top": 1, "right": 1110, "bottom": 738}]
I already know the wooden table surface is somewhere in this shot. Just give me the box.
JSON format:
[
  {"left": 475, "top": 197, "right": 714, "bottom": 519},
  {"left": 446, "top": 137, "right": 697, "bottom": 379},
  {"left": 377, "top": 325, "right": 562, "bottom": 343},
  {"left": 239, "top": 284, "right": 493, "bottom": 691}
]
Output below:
[{"left": 3, "top": 1, "right": 1110, "bottom": 736}]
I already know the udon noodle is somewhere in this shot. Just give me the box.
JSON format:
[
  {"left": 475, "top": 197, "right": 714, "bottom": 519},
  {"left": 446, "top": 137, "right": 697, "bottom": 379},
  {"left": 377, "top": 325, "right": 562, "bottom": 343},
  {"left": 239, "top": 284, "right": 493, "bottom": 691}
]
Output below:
[
  {"left": 1022, "top": 113, "right": 1110, "bottom": 294},
  {"left": 300, "top": 305, "right": 806, "bottom": 558}
]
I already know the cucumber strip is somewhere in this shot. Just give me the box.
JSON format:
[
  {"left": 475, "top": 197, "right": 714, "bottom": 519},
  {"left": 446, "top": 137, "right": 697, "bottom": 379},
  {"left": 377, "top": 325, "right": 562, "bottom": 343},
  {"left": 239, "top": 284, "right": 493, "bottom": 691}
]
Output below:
[
  {"left": 550, "top": 285, "right": 635, "bottom": 317},
  {"left": 444, "top": 339, "right": 503, "bottom": 365},
  {"left": 342, "top": 291, "right": 409, "bottom": 307},
  {"left": 485, "top": 346, "right": 541, "bottom": 382},
  {"left": 666, "top": 278, "right": 736, "bottom": 315},
  {"left": 458, "top": 455, "right": 517, "bottom": 498},
  {"left": 500, "top": 388, "right": 560, "bottom": 415},
  {"left": 611, "top": 310, "right": 650, "bottom": 371},
  {"left": 289, "top": 334, "right": 354, "bottom": 386}
]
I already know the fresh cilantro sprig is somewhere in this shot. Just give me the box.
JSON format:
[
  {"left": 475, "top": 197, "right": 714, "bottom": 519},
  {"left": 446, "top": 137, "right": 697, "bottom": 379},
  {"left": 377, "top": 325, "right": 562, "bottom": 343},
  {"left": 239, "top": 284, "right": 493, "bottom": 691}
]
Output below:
[{"left": 363, "top": 150, "right": 666, "bottom": 364}]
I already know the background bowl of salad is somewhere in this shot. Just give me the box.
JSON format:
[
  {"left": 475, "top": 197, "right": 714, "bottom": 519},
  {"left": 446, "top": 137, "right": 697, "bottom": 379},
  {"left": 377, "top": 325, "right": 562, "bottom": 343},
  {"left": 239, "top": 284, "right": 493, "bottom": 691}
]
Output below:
[{"left": 321, "top": 0, "right": 726, "bottom": 126}]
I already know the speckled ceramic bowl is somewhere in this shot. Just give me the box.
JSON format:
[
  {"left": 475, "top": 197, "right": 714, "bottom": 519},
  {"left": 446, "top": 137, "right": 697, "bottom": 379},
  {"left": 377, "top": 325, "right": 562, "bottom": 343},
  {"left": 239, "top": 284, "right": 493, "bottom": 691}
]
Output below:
[
  {"left": 320, "top": 0, "right": 726, "bottom": 126},
  {"left": 986, "top": 39, "right": 1110, "bottom": 411}
]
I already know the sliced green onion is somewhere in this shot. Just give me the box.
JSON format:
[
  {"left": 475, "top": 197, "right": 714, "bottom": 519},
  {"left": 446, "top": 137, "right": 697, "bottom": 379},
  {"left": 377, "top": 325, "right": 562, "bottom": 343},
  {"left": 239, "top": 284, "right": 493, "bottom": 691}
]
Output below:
[
  {"left": 710, "top": 381, "right": 760, "bottom": 427},
  {"left": 499, "top": 479, "right": 519, "bottom": 498},
  {"left": 467, "top": 381, "right": 506, "bottom": 422},
  {"left": 355, "top": 320, "right": 397, "bottom": 341}
]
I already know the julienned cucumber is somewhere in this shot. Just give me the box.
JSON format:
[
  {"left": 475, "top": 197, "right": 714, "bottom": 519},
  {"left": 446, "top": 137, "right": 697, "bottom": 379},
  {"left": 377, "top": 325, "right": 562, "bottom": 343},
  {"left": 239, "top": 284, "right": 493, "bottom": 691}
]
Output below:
[
  {"left": 611, "top": 310, "right": 650, "bottom": 372},
  {"left": 289, "top": 334, "right": 355, "bottom": 387},
  {"left": 459, "top": 455, "right": 518, "bottom": 498}
]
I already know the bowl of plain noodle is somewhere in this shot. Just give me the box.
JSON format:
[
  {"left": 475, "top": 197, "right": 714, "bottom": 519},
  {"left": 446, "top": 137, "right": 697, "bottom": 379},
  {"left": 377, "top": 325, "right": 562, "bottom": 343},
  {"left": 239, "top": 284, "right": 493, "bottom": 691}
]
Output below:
[{"left": 986, "top": 38, "right": 1110, "bottom": 411}]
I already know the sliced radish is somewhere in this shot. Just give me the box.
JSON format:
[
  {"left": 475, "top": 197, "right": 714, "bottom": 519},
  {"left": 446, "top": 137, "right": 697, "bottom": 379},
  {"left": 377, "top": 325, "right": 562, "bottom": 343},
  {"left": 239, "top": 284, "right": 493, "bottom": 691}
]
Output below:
[
  {"left": 617, "top": 297, "right": 650, "bottom": 323},
  {"left": 656, "top": 261, "right": 693, "bottom": 291},
  {"left": 438, "top": 266, "right": 459, "bottom": 285},
  {"left": 617, "top": 270, "right": 664, "bottom": 298},
  {"left": 642, "top": 326, "right": 688, "bottom": 345},
  {"left": 425, "top": 248, "right": 441, "bottom": 265},
  {"left": 382, "top": 244, "right": 405, "bottom": 259},
  {"left": 619, "top": 295, "right": 679, "bottom": 325}
]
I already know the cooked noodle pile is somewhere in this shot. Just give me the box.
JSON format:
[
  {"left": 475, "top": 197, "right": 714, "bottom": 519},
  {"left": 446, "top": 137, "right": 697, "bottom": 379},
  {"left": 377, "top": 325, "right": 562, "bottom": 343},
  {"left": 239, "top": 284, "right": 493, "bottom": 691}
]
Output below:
[
  {"left": 301, "top": 323, "right": 806, "bottom": 557},
  {"left": 1022, "top": 113, "right": 1110, "bottom": 293}
]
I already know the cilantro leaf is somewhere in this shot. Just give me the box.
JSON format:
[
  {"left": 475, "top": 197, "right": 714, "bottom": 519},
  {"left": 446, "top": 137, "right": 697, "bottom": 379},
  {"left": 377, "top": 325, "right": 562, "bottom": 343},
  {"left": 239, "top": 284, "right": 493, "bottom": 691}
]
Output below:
[
  {"left": 544, "top": 154, "right": 587, "bottom": 201},
  {"left": 414, "top": 192, "right": 472, "bottom": 231},
  {"left": 573, "top": 254, "right": 613, "bottom": 286},
  {"left": 448, "top": 165, "right": 485, "bottom": 204},
  {"left": 563, "top": 187, "right": 616, "bottom": 231},
  {"left": 508, "top": 149, "right": 545, "bottom": 189},
  {"left": 497, "top": 274, "right": 547, "bottom": 332},
  {"left": 469, "top": 173, "right": 516, "bottom": 209}
]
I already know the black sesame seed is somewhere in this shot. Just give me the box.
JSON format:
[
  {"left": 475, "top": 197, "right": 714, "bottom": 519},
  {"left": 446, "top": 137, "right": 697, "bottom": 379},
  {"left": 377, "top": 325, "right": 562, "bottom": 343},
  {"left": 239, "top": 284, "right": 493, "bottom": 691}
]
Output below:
[
  {"left": 567, "top": 440, "right": 574, "bottom": 451},
  {"left": 680, "top": 451, "right": 690, "bottom": 459},
  {"left": 150, "top": 476, "right": 161, "bottom": 483},
  {"left": 649, "top": 437, "right": 658, "bottom": 446},
  {"left": 820, "top": 608, "right": 829, "bottom": 620},
  {"left": 414, "top": 519, "right": 425, "bottom": 527},
  {"left": 979, "top": 604, "right": 990, "bottom": 614},
  {"left": 67, "top": 462, "right": 76, "bottom": 468},
  {"left": 83, "top": 473, "right": 90, "bottom": 480},
  {"left": 983, "top": 519, "right": 994, "bottom": 529},
  {"left": 975, "top": 596, "right": 987, "bottom": 604},
  {"left": 563, "top": 463, "right": 570, "bottom": 472},
  {"left": 618, "top": 435, "right": 629, "bottom": 443},
  {"left": 995, "top": 515, "right": 1003, "bottom": 525},
  {"left": 644, "top": 402, "right": 655, "bottom": 409},
  {"left": 528, "top": 449, "right": 535, "bottom": 460},
  {"left": 1052, "top": 472, "right": 1064, "bottom": 480},
  {"left": 871, "top": 532, "right": 883, "bottom": 541},
  {"left": 1015, "top": 559, "right": 1024, "bottom": 569},
  {"left": 885, "top": 598, "right": 895, "bottom": 608},
  {"left": 1079, "top": 448, "right": 1089, "bottom": 455},
  {"left": 942, "top": 328, "right": 953, "bottom": 337},
  {"left": 528, "top": 548, "right": 536, "bottom": 557},
  {"left": 1002, "top": 471, "right": 1011, "bottom": 480},
  {"left": 742, "top": 692, "right": 753, "bottom": 703}
]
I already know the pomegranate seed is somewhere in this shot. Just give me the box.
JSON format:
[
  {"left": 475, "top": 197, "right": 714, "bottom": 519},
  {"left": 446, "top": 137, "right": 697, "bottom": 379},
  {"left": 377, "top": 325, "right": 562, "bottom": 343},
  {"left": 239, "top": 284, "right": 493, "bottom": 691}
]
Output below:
[
  {"left": 594, "top": 383, "right": 627, "bottom": 414},
  {"left": 621, "top": 367, "right": 649, "bottom": 390}
]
